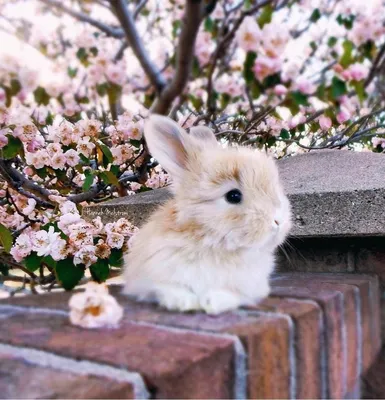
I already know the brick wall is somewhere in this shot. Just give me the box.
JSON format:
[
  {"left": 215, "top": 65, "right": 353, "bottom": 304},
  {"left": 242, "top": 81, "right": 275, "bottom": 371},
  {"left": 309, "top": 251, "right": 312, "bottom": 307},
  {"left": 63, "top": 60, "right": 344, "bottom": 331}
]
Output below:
[{"left": 0, "top": 273, "right": 380, "bottom": 399}]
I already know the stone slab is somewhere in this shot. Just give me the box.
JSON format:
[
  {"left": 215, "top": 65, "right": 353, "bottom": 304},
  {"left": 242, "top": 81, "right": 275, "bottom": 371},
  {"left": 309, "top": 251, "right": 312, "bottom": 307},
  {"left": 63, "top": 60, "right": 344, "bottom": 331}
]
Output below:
[{"left": 82, "top": 150, "right": 385, "bottom": 238}]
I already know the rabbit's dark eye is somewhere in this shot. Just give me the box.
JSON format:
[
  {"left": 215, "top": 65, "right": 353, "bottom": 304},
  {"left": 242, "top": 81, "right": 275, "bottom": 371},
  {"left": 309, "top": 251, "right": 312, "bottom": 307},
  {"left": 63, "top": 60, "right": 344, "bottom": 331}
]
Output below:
[{"left": 225, "top": 189, "right": 242, "bottom": 204}]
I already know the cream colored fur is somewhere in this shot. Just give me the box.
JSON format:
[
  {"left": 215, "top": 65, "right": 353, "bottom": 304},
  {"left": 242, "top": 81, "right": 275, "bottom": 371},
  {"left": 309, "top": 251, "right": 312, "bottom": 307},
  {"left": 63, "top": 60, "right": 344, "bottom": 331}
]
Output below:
[{"left": 123, "top": 115, "right": 292, "bottom": 314}]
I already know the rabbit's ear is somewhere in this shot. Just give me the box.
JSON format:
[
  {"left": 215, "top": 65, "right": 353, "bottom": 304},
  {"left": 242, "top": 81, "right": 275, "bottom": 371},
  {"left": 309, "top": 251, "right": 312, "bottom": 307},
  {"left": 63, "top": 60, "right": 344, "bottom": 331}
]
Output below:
[
  {"left": 189, "top": 126, "right": 217, "bottom": 145},
  {"left": 144, "top": 115, "right": 191, "bottom": 179}
]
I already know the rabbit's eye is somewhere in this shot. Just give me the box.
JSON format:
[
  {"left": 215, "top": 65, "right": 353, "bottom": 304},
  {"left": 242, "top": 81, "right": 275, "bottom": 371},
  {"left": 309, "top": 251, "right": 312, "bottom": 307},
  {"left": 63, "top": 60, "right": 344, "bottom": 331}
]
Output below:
[{"left": 225, "top": 189, "right": 242, "bottom": 204}]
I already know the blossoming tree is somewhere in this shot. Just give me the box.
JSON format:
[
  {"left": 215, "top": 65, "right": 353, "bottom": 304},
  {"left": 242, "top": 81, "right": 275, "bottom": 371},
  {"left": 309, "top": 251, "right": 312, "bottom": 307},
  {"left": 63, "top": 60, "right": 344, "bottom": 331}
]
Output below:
[{"left": 0, "top": 0, "right": 384, "bottom": 292}]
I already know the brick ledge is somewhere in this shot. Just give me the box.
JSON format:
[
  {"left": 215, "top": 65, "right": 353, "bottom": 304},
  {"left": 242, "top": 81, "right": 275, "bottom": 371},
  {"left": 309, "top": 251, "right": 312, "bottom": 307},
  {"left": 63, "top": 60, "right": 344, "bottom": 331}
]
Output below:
[{"left": 0, "top": 273, "right": 381, "bottom": 399}]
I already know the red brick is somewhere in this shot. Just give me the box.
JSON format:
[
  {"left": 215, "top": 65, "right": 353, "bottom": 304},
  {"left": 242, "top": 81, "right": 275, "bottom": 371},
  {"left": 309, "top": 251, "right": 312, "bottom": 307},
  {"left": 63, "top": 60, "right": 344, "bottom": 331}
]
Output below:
[
  {"left": 1, "top": 291, "right": 292, "bottom": 399},
  {"left": 113, "top": 296, "right": 293, "bottom": 400},
  {"left": 0, "top": 352, "right": 135, "bottom": 399},
  {"left": 0, "top": 312, "right": 235, "bottom": 399},
  {"left": 251, "top": 297, "right": 323, "bottom": 399},
  {"left": 274, "top": 273, "right": 381, "bottom": 370},
  {"left": 270, "top": 282, "right": 350, "bottom": 399},
  {"left": 362, "top": 345, "right": 385, "bottom": 399}
]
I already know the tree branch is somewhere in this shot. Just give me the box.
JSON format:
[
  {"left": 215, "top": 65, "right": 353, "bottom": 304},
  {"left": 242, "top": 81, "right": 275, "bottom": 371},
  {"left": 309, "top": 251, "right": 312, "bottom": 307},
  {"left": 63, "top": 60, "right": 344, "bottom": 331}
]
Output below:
[
  {"left": 111, "top": 0, "right": 166, "bottom": 92},
  {"left": 151, "top": 0, "right": 206, "bottom": 114},
  {"left": 0, "top": 160, "right": 55, "bottom": 208},
  {"left": 38, "top": 0, "right": 125, "bottom": 38}
]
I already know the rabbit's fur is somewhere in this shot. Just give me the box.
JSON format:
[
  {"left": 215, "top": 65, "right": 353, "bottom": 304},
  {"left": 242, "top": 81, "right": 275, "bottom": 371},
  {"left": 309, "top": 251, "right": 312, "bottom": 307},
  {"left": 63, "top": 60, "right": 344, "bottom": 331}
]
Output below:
[{"left": 123, "top": 115, "right": 292, "bottom": 314}]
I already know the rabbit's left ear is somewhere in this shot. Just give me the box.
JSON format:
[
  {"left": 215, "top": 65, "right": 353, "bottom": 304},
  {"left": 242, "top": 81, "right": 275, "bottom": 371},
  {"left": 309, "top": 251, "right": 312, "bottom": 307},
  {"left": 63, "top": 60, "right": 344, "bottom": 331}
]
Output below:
[{"left": 189, "top": 126, "right": 217, "bottom": 145}]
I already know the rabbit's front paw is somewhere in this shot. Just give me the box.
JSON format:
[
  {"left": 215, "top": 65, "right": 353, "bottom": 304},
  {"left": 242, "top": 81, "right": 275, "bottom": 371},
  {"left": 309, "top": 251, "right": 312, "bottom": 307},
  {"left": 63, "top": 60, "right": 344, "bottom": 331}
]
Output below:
[
  {"left": 200, "top": 290, "right": 242, "bottom": 315},
  {"left": 157, "top": 286, "right": 200, "bottom": 312}
]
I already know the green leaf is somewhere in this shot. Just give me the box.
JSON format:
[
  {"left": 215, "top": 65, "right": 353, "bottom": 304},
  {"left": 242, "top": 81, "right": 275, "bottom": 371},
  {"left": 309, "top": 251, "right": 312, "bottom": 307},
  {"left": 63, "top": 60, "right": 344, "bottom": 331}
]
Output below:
[
  {"left": 90, "top": 258, "right": 110, "bottom": 283},
  {"left": 2, "top": 135, "right": 23, "bottom": 160},
  {"left": 130, "top": 139, "right": 141, "bottom": 149},
  {"left": 243, "top": 51, "right": 257, "bottom": 84},
  {"left": 82, "top": 170, "right": 94, "bottom": 191},
  {"left": 204, "top": 17, "right": 214, "bottom": 32},
  {"left": 263, "top": 72, "right": 281, "bottom": 89},
  {"left": 90, "top": 47, "right": 98, "bottom": 57},
  {"left": 76, "top": 47, "right": 87, "bottom": 62},
  {"left": 99, "top": 143, "right": 113, "bottom": 163},
  {"left": 24, "top": 252, "right": 43, "bottom": 272},
  {"left": 79, "top": 154, "right": 90, "bottom": 165},
  {"left": 328, "top": 36, "right": 338, "bottom": 47},
  {"left": 96, "top": 83, "right": 108, "bottom": 97},
  {"left": 291, "top": 91, "right": 309, "bottom": 106},
  {"left": 100, "top": 171, "right": 119, "bottom": 186},
  {"left": 107, "top": 165, "right": 118, "bottom": 176},
  {"left": 280, "top": 129, "right": 290, "bottom": 139},
  {"left": 67, "top": 67, "right": 78, "bottom": 78},
  {"left": 55, "top": 258, "right": 84, "bottom": 291},
  {"left": 336, "top": 14, "right": 355, "bottom": 30},
  {"left": 310, "top": 8, "right": 321, "bottom": 22},
  {"left": 340, "top": 40, "right": 354, "bottom": 68},
  {"left": 0, "top": 263, "right": 9, "bottom": 276},
  {"left": 257, "top": 5, "right": 273, "bottom": 27},
  {"left": 43, "top": 255, "right": 57, "bottom": 269},
  {"left": 0, "top": 223, "right": 13, "bottom": 253},
  {"left": 109, "top": 249, "right": 123, "bottom": 267},
  {"left": 331, "top": 77, "right": 347, "bottom": 99},
  {"left": 33, "top": 87, "right": 50, "bottom": 105},
  {"left": 35, "top": 167, "right": 48, "bottom": 179},
  {"left": 192, "top": 58, "right": 200, "bottom": 78},
  {"left": 351, "top": 81, "right": 365, "bottom": 103}
]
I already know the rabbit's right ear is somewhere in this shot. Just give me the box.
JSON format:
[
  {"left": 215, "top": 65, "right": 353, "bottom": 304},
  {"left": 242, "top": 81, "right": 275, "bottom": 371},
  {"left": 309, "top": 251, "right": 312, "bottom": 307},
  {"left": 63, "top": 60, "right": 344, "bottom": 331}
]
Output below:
[
  {"left": 144, "top": 115, "right": 190, "bottom": 179},
  {"left": 189, "top": 126, "right": 217, "bottom": 145}
]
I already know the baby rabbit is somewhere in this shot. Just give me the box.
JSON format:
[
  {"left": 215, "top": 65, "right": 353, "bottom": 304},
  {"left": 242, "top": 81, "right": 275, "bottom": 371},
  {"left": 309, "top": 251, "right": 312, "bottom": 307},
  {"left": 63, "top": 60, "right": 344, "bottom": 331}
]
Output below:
[{"left": 123, "top": 115, "right": 291, "bottom": 314}]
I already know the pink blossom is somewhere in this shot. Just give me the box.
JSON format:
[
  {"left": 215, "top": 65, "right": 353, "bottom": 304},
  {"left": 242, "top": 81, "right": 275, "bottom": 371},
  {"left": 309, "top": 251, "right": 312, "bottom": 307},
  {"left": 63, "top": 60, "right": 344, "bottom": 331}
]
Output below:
[
  {"left": 253, "top": 56, "right": 281, "bottom": 82},
  {"left": 51, "top": 153, "right": 66, "bottom": 170},
  {"left": 60, "top": 201, "right": 79, "bottom": 215},
  {"left": 130, "top": 182, "right": 142, "bottom": 191},
  {"left": 10, "top": 233, "right": 33, "bottom": 262},
  {"left": 26, "top": 149, "right": 50, "bottom": 169},
  {"left": 68, "top": 282, "right": 123, "bottom": 329},
  {"left": 236, "top": 16, "right": 261, "bottom": 52},
  {"left": 65, "top": 149, "right": 80, "bottom": 167},
  {"left": 337, "top": 107, "right": 351, "bottom": 124},
  {"left": 0, "top": 88, "right": 5, "bottom": 105},
  {"left": 58, "top": 213, "right": 82, "bottom": 234},
  {"left": 106, "top": 63, "right": 126, "bottom": 86},
  {"left": 114, "top": 218, "right": 136, "bottom": 237},
  {"left": 23, "top": 166, "right": 34, "bottom": 176},
  {"left": 273, "top": 84, "right": 288, "bottom": 96},
  {"left": 296, "top": 77, "right": 316, "bottom": 95},
  {"left": 372, "top": 137, "right": 385, "bottom": 148},
  {"left": 319, "top": 115, "right": 332, "bottom": 130},
  {"left": 288, "top": 113, "right": 306, "bottom": 129},
  {"left": 47, "top": 143, "right": 63, "bottom": 157},
  {"left": 106, "top": 232, "right": 125, "bottom": 249},
  {"left": 77, "top": 137, "right": 95, "bottom": 158},
  {"left": 69, "top": 223, "right": 94, "bottom": 247},
  {"left": 90, "top": 217, "right": 104, "bottom": 235},
  {"left": 347, "top": 63, "right": 369, "bottom": 81},
  {"left": 22, "top": 199, "right": 36, "bottom": 216},
  {"left": 50, "top": 238, "right": 69, "bottom": 261},
  {"left": 26, "top": 139, "right": 42, "bottom": 153},
  {"left": 0, "top": 132, "right": 8, "bottom": 149},
  {"left": 73, "top": 245, "right": 97, "bottom": 267},
  {"left": 32, "top": 227, "right": 62, "bottom": 257},
  {"left": 261, "top": 23, "right": 289, "bottom": 58}
]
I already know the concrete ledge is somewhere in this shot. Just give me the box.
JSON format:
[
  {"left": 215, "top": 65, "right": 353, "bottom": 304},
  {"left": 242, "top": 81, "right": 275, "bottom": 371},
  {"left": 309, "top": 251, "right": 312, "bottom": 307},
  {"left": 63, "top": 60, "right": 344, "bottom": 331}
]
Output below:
[{"left": 83, "top": 150, "right": 385, "bottom": 237}]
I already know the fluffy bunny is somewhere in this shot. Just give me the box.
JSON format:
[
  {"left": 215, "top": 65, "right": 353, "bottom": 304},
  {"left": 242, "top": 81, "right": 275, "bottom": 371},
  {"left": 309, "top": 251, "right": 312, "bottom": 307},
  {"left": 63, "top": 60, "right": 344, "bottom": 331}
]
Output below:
[{"left": 123, "top": 115, "right": 292, "bottom": 314}]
